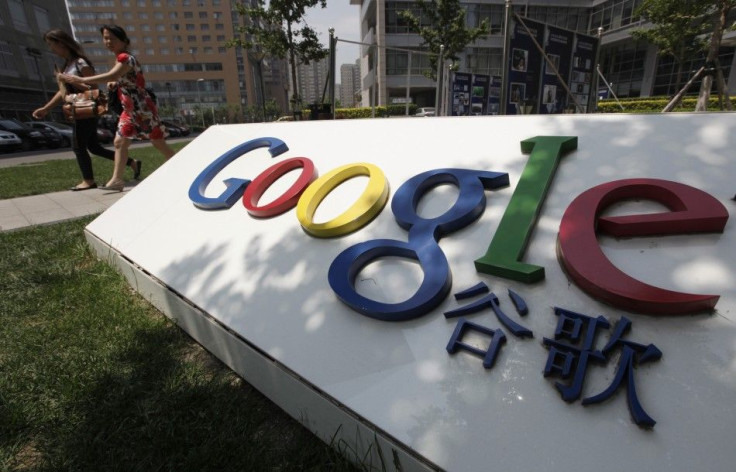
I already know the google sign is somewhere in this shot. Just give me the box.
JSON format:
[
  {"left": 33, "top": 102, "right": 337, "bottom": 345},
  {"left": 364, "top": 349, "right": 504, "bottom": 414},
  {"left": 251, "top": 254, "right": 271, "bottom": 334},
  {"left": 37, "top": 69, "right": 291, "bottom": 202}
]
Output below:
[{"left": 188, "top": 135, "right": 728, "bottom": 319}]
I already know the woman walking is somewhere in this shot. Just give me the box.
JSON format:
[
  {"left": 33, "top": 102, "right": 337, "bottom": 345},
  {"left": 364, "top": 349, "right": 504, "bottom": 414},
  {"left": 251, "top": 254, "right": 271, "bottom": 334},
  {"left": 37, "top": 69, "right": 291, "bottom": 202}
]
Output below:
[
  {"left": 60, "top": 24, "right": 174, "bottom": 191},
  {"left": 32, "top": 29, "right": 141, "bottom": 191}
]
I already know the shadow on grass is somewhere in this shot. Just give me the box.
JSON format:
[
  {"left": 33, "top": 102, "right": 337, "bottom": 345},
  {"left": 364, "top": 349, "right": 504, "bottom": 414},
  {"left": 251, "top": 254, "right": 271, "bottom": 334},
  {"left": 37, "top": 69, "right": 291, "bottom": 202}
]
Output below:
[{"left": 0, "top": 218, "right": 358, "bottom": 472}]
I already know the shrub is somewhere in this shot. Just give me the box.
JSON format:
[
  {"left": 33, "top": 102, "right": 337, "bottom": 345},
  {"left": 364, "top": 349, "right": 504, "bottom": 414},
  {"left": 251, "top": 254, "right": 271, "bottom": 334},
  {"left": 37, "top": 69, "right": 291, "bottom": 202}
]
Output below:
[{"left": 597, "top": 96, "right": 727, "bottom": 113}]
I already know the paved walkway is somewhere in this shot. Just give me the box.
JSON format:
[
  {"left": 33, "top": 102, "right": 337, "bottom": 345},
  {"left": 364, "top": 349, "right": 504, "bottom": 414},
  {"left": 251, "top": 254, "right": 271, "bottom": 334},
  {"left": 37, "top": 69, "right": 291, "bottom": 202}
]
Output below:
[
  {"left": 0, "top": 137, "right": 191, "bottom": 232},
  {"left": 0, "top": 185, "right": 130, "bottom": 232}
]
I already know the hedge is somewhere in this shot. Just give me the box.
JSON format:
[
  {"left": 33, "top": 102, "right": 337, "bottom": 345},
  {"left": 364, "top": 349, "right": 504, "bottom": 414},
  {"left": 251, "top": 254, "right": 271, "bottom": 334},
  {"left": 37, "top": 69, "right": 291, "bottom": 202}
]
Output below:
[
  {"left": 597, "top": 96, "right": 729, "bottom": 113},
  {"left": 298, "top": 104, "right": 419, "bottom": 120}
]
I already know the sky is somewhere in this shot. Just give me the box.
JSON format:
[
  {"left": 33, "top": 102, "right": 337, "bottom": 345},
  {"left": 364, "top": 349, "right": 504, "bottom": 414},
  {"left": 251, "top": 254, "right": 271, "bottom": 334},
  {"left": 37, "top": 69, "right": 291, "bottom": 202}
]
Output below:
[{"left": 303, "top": 0, "right": 362, "bottom": 68}]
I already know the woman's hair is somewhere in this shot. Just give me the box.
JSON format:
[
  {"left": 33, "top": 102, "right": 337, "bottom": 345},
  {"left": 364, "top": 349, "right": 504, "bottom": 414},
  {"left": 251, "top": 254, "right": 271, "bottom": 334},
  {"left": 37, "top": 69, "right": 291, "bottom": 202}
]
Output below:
[
  {"left": 100, "top": 24, "right": 131, "bottom": 47},
  {"left": 43, "top": 29, "right": 93, "bottom": 67}
]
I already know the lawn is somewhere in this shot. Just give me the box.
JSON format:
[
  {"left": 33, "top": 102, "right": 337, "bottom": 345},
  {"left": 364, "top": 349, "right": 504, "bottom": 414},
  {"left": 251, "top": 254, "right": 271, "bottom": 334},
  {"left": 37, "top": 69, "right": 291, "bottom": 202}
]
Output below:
[
  {"left": 0, "top": 141, "right": 188, "bottom": 200},
  {"left": 0, "top": 144, "right": 361, "bottom": 471}
]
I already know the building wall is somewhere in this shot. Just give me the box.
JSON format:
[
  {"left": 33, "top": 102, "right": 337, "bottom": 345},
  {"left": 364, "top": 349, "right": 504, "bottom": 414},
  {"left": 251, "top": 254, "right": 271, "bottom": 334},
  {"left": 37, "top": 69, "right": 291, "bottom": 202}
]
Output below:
[
  {"left": 0, "top": 0, "right": 73, "bottom": 120},
  {"left": 355, "top": 0, "right": 736, "bottom": 108}
]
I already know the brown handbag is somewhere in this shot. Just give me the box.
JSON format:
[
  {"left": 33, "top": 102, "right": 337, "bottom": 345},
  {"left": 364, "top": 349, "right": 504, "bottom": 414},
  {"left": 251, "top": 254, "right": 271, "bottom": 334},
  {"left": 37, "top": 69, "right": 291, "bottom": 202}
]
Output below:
[{"left": 62, "top": 89, "right": 109, "bottom": 121}]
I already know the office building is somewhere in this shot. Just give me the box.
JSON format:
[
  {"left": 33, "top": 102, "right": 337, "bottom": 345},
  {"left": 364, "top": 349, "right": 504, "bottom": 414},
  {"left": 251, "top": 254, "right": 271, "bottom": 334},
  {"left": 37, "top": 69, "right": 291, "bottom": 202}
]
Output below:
[
  {"left": 295, "top": 56, "right": 329, "bottom": 105},
  {"left": 0, "top": 0, "right": 73, "bottom": 119},
  {"left": 64, "top": 0, "right": 289, "bottom": 122},
  {"left": 352, "top": 0, "right": 736, "bottom": 108},
  {"left": 340, "top": 61, "right": 360, "bottom": 107}
]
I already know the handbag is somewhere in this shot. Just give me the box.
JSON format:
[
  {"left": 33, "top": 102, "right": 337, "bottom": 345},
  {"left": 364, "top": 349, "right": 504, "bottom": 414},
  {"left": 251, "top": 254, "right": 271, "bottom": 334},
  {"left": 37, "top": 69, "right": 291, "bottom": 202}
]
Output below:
[{"left": 63, "top": 89, "right": 109, "bottom": 121}]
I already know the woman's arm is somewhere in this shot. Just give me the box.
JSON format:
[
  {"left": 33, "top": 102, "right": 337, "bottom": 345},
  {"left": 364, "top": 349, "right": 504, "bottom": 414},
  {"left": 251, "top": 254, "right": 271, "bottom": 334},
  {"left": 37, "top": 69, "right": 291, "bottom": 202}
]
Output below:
[
  {"left": 32, "top": 90, "right": 64, "bottom": 119},
  {"left": 59, "top": 61, "right": 130, "bottom": 87}
]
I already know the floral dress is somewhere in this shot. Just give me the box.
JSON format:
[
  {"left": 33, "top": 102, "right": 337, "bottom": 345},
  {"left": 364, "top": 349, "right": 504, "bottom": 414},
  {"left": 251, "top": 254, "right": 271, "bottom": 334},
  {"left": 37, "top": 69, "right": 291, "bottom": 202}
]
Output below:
[{"left": 115, "top": 52, "right": 166, "bottom": 140}]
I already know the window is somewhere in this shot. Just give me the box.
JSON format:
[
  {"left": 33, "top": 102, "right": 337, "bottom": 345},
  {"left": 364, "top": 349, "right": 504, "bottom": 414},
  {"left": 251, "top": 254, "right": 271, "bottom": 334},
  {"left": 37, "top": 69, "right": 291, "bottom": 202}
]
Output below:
[
  {"left": 158, "top": 36, "right": 168, "bottom": 43},
  {"left": 173, "top": 35, "right": 182, "bottom": 42},
  {"left": 199, "top": 12, "right": 208, "bottom": 19},
  {"left": 204, "top": 47, "right": 213, "bottom": 54},
  {"left": 123, "top": 12, "right": 133, "bottom": 19},
  {"left": 187, "top": 35, "right": 196, "bottom": 42},
  {"left": 215, "top": 23, "right": 224, "bottom": 30},
  {"left": 186, "top": 24, "right": 195, "bottom": 31},
  {"left": 599, "top": 41, "right": 647, "bottom": 97},
  {"left": 0, "top": 41, "right": 18, "bottom": 76},
  {"left": 161, "top": 48, "right": 170, "bottom": 54},
  {"left": 34, "top": 5, "right": 50, "bottom": 33},
  {"left": 201, "top": 24, "right": 210, "bottom": 31},
  {"left": 8, "top": 0, "right": 30, "bottom": 32},
  {"left": 154, "top": 12, "right": 164, "bottom": 19},
  {"left": 169, "top": 12, "right": 178, "bottom": 19},
  {"left": 138, "top": 12, "right": 149, "bottom": 20},
  {"left": 202, "top": 35, "right": 211, "bottom": 42},
  {"left": 217, "top": 35, "right": 225, "bottom": 42},
  {"left": 184, "top": 12, "right": 193, "bottom": 19},
  {"left": 146, "top": 48, "right": 155, "bottom": 55},
  {"left": 386, "top": 48, "right": 432, "bottom": 75},
  {"left": 141, "top": 24, "right": 151, "bottom": 32}
]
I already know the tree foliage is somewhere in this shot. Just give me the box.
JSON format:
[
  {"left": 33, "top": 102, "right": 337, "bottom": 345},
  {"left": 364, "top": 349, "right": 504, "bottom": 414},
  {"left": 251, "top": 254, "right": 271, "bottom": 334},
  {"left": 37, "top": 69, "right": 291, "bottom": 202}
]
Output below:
[
  {"left": 632, "top": 0, "right": 710, "bottom": 91},
  {"left": 399, "top": 0, "right": 488, "bottom": 78},
  {"left": 632, "top": 0, "right": 736, "bottom": 110},
  {"left": 229, "top": 0, "right": 329, "bottom": 109}
]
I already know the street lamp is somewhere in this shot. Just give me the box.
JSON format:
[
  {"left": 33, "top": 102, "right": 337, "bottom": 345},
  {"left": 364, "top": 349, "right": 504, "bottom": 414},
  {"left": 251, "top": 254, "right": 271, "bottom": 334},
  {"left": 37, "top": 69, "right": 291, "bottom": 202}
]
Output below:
[
  {"left": 26, "top": 47, "right": 49, "bottom": 103},
  {"left": 196, "top": 78, "right": 205, "bottom": 128}
]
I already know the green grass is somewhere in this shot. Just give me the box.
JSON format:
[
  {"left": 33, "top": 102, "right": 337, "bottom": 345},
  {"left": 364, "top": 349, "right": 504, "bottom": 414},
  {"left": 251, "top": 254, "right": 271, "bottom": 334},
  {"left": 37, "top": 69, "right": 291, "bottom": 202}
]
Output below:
[
  {"left": 0, "top": 142, "right": 189, "bottom": 200},
  {"left": 0, "top": 217, "right": 360, "bottom": 471}
]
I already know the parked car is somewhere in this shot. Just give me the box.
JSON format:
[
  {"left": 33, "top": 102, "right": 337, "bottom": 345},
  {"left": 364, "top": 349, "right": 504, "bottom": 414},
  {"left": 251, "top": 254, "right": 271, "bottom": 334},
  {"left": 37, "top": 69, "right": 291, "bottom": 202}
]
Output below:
[
  {"left": 26, "top": 121, "right": 73, "bottom": 147},
  {"left": 96, "top": 127, "right": 114, "bottom": 144},
  {"left": 162, "top": 120, "right": 190, "bottom": 136},
  {"left": 0, "top": 130, "right": 22, "bottom": 153},
  {"left": 414, "top": 107, "right": 436, "bottom": 117},
  {"left": 0, "top": 118, "right": 47, "bottom": 150},
  {"left": 161, "top": 121, "right": 182, "bottom": 137}
]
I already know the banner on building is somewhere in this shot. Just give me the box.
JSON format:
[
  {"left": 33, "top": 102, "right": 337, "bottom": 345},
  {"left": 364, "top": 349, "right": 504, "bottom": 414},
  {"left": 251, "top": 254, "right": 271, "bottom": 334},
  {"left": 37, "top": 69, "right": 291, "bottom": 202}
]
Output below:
[
  {"left": 570, "top": 32, "right": 599, "bottom": 112},
  {"left": 539, "top": 26, "right": 574, "bottom": 114},
  {"left": 507, "top": 17, "right": 545, "bottom": 114},
  {"left": 451, "top": 72, "right": 472, "bottom": 116}
]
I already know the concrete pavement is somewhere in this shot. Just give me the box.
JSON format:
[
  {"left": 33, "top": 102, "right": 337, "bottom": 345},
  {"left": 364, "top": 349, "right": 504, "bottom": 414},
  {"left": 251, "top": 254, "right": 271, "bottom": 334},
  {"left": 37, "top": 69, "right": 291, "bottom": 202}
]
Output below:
[{"left": 0, "top": 137, "right": 190, "bottom": 232}]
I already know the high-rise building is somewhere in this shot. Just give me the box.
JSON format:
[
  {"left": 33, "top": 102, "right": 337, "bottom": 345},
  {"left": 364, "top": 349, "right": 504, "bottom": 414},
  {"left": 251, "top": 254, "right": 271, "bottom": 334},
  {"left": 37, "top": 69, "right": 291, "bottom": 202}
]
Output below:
[
  {"left": 64, "top": 0, "right": 289, "bottom": 122},
  {"left": 295, "top": 56, "right": 329, "bottom": 105},
  {"left": 0, "top": 0, "right": 74, "bottom": 120},
  {"left": 353, "top": 0, "right": 736, "bottom": 108},
  {"left": 340, "top": 62, "right": 359, "bottom": 107}
]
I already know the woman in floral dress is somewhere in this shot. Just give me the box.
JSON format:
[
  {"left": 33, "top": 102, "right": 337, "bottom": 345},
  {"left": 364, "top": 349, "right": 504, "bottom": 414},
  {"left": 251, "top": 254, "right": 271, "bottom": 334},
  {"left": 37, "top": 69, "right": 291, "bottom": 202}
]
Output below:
[{"left": 60, "top": 24, "right": 175, "bottom": 191}]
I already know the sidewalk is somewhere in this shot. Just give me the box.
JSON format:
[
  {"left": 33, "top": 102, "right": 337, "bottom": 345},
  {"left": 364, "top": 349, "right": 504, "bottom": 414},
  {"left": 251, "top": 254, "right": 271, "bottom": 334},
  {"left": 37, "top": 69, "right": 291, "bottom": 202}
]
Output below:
[
  {"left": 0, "top": 137, "right": 192, "bottom": 233},
  {"left": 0, "top": 185, "right": 130, "bottom": 232}
]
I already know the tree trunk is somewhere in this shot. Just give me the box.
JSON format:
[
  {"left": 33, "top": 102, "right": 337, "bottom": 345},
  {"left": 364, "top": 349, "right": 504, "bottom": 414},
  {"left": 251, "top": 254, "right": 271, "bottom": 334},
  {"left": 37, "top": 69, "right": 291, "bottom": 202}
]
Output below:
[
  {"left": 715, "top": 58, "right": 734, "bottom": 110},
  {"left": 286, "top": 22, "right": 300, "bottom": 112},
  {"left": 696, "top": 2, "right": 727, "bottom": 111}
]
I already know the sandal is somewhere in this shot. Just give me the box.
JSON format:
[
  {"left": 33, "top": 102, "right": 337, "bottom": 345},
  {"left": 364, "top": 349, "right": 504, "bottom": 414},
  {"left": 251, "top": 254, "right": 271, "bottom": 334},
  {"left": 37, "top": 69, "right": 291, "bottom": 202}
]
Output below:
[{"left": 69, "top": 182, "right": 98, "bottom": 191}]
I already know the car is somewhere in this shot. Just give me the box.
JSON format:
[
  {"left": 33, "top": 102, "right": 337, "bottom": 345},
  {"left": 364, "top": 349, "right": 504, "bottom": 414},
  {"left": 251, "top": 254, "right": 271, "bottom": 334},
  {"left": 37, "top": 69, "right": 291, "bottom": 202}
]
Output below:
[
  {"left": 162, "top": 120, "right": 190, "bottom": 136},
  {"left": 0, "top": 118, "right": 47, "bottom": 150},
  {"left": 0, "top": 129, "right": 22, "bottom": 153},
  {"left": 96, "top": 127, "right": 114, "bottom": 144},
  {"left": 26, "top": 121, "right": 73, "bottom": 147},
  {"left": 414, "top": 107, "right": 436, "bottom": 117},
  {"left": 161, "top": 121, "right": 182, "bottom": 137}
]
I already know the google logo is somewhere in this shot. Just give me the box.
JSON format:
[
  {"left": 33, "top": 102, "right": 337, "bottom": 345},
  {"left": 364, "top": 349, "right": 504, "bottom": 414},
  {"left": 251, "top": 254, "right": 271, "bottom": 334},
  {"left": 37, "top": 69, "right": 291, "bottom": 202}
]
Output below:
[{"left": 188, "top": 136, "right": 729, "bottom": 320}]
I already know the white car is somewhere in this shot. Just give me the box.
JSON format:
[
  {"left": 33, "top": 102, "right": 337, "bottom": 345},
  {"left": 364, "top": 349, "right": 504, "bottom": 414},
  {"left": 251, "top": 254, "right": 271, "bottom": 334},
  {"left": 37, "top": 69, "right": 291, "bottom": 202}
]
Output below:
[
  {"left": 0, "top": 129, "right": 22, "bottom": 153},
  {"left": 26, "top": 121, "right": 74, "bottom": 147},
  {"left": 414, "top": 107, "right": 436, "bottom": 117}
]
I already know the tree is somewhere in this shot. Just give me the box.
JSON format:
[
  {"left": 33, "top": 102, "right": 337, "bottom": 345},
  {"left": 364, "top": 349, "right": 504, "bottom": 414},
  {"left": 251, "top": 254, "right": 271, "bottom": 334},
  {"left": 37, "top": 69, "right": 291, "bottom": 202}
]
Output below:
[
  {"left": 229, "top": 0, "right": 329, "bottom": 112},
  {"left": 695, "top": 0, "right": 736, "bottom": 111},
  {"left": 399, "top": 0, "right": 488, "bottom": 78},
  {"left": 633, "top": 0, "right": 735, "bottom": 111},
  {"left": 632, "top": 0, "right": 709, "bottom": 94}
]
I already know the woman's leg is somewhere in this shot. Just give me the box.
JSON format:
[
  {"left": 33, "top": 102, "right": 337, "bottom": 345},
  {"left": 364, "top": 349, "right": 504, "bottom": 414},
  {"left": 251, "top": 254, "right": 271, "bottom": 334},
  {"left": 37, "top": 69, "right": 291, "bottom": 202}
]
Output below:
[
  {"left": 87, "top": 122, "right": 140, "bottom": 177},
  {"left": 72, "top": 119, "right": 96, "bottom": 187},
  {"left": 108, "top": 134, "right": 132, "bottom": 185},
  {"left": 151, "top": 138, "right": 175, "bottom": 160}
]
